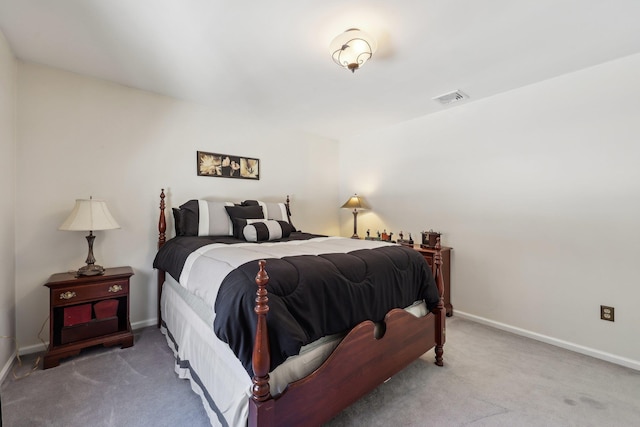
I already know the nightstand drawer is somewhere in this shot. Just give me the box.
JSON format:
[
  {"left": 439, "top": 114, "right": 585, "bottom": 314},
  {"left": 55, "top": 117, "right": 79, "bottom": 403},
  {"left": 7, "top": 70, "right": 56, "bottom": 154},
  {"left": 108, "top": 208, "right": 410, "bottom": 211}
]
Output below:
[{"left": 52, "top": 280, "right": 129, "bottom": 306}]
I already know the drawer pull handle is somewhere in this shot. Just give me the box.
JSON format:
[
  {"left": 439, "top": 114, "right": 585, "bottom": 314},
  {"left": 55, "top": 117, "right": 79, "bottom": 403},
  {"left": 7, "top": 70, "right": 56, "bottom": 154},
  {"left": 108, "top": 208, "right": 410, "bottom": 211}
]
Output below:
[
  {"left": 108, "top": 284, "right": 123, "bottom": 293},
  {"left": 59, "top": 291, "right": 76, "bottom": 300}
]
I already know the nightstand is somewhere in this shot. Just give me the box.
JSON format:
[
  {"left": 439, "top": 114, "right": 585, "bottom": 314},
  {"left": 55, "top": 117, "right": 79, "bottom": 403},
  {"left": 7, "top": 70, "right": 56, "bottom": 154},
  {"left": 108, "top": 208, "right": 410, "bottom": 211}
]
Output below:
[
  {"left": 413, "top": 246, "right": 453, "bottom": 316},
  {"left": 43, "top": 266, "right": 134, "bottom": 369}
]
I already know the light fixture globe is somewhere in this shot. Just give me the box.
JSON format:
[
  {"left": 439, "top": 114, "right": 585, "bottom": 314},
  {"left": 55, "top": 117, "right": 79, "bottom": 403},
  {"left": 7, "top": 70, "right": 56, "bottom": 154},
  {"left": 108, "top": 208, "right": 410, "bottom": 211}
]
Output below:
[{"left": 329, "top": 28, "right": 377, "bottom": 73}]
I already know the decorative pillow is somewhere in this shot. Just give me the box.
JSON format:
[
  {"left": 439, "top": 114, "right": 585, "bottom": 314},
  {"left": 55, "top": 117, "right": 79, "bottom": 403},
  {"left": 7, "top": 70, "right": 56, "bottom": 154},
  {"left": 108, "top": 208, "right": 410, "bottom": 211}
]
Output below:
[
  {"left": 224, "top": 205, "right": 265, "bottom": 238},
  {"left": 242, "top": 219, "right": 293, "bottom": 242},
  {"left": 242, "top": 200, "right": 296, "bottom": 231},
  {"left": 172, "top": 208, "right": 184, "bottom": 236},
  {"left": 176, "top": 200, "right": 234, "bottom": 236}
]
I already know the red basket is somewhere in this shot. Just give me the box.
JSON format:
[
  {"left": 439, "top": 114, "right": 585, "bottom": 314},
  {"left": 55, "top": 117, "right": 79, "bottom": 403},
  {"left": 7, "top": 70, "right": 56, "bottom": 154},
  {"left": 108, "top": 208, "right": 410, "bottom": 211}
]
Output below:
[
  {"left": 64, "top": 304, "right": 92, "bottom": 326},
  {"left": 93, "top": 299, "right": 119, "bottom": 319}
]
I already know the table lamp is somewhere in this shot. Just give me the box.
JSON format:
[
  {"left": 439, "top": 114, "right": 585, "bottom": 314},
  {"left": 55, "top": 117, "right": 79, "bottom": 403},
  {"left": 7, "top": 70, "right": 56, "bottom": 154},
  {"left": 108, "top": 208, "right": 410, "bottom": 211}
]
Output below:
[
  {"left": 59, "top": 197, "right": 120, "bottom": 276},
  {"left": 341, "top": 194, "right": 369, "bottom": 239}
]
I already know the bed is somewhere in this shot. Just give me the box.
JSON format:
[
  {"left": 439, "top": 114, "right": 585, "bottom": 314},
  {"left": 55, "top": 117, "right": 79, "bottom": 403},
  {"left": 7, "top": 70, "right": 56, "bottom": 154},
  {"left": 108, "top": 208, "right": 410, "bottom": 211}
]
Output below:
[{"left": 153, "top": 189, "right": 446, "bottom": 426}]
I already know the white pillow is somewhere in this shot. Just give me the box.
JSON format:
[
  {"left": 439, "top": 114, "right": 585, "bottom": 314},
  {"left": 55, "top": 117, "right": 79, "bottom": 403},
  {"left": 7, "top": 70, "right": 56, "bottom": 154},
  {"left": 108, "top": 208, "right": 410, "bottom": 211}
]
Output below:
[{"left": 197, "top": 200, "right": 234, "bottom": 236}]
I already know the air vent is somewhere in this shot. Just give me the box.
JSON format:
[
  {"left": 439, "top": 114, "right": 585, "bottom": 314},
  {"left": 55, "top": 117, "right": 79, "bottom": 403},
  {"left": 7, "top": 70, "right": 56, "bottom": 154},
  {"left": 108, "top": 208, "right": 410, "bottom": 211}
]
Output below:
[{"left": 432, "top": 90, "right": 469, "bottom": 105}]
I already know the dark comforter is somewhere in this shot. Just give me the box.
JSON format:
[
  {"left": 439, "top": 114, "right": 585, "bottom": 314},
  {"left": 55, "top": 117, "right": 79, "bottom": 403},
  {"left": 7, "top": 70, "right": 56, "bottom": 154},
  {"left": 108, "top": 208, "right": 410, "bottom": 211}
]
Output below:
[{"left": 154, "top": 233, "right": 439, "bottom": 376}]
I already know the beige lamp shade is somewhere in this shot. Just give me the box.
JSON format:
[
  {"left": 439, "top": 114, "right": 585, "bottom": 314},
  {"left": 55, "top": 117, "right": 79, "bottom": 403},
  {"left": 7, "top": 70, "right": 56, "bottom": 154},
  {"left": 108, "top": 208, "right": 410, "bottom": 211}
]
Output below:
[
  {"left": 59, "top": 198, "right": 120, "bottom": 231},
  {"left": 59, "top": 197, "right": 120, "bottom": 276},
  {"left": 341, "top": 194, "right": 369, "bottom": 210}
]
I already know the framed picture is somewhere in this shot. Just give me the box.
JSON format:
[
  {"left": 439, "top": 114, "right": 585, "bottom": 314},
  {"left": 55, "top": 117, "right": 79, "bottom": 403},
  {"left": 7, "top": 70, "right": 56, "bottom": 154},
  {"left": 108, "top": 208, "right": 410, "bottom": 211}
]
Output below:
[{"left": 197, "top": 151, "right": 260, "bottom": 180}]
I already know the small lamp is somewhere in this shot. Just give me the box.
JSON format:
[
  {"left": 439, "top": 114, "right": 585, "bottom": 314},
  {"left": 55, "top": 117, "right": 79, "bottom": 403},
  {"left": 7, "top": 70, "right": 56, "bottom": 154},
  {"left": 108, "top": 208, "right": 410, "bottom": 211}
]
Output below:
[
  {"left": 341, "top": 194, "right": 369, "bottom": 239},
  {"left": 59, "top": 197, "right": 120, "bottom": 276}
]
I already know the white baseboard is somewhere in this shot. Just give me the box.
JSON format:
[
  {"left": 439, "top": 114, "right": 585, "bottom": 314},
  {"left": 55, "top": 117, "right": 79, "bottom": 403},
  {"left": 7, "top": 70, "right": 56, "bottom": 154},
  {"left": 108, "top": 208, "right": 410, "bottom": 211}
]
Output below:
[
  {"left": 18, "top": 341, "right": 47, "bottom": 356},
  {"left": 12, "top": 314, "right": 639, "bottom": 373},
  {"left": 17, "top": 318, "right": 158, "bottom": 356},
  {"left": 455, "top": 311, "right": 640, "bottom": 372},
  {"left": 132, "top": 318, "right": 157, "bottom": 330},
  {"left": 0, "top": 350, "right": 17, "bottom": 384}
]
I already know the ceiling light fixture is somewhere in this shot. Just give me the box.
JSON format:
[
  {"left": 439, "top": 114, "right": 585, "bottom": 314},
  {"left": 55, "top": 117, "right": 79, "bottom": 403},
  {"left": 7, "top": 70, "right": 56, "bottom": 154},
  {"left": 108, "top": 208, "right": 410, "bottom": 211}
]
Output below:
[{"left": 329, "top": 28, "right": 377, "bottom": 73}]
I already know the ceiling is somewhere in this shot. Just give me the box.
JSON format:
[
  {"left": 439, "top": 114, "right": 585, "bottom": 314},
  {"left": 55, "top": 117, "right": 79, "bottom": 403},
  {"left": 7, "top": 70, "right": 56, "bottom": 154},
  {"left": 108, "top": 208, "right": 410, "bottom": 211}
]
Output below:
[{"left": 1, "top": 0, "right": 640, "bottom": 141}]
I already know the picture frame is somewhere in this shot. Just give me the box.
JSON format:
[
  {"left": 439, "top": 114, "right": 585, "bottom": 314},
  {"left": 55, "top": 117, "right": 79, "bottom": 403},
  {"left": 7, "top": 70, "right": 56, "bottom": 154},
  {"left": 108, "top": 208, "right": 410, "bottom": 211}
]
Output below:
[{"left": 197, "top": 151, "right": 260, "bottom": 180}]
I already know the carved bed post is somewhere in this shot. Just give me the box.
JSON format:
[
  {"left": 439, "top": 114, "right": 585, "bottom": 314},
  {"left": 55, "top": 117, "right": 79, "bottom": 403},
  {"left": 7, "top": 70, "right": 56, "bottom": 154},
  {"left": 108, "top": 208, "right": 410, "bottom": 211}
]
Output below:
[
  {"left": 433, "top": 237, "right": 446, "bottom": 366},
  {"left": 285, "top": 195, "right": 295, "bottom": 231},
  {"left": 157, "top": 189, "right": 166, "bottom": 328},
  {"left": 249, "top": 260, "right": 275, "bottom": 427},
  {"left": 158, "top": 189, "right": 166, "bottom": 248}
]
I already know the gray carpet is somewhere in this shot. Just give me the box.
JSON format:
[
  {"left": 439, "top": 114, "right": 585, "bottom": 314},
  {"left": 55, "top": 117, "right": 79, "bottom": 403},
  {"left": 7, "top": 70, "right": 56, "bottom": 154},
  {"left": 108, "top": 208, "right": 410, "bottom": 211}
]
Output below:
[
  {"left": 1, "top": 327, "right": 209, "bottom": 427},
  {"left": 2, "top": 317, "right": 639, "bottom": 426}
]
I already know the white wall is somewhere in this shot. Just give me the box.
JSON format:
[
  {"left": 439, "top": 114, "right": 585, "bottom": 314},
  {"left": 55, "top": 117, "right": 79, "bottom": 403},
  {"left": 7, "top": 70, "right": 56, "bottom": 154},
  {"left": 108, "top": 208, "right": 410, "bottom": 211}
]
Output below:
[
  {"left": 15, "top": 63, "right": 340, "bottom": 350},
  {"left": 340, "top": 53, "right": 640, "bottom": 368},
  {"left": 0, "top": 30, "right": 16, "bottom": 376},
  {"left": 12, "top": 51, "right": 640, "bottom": 370}
]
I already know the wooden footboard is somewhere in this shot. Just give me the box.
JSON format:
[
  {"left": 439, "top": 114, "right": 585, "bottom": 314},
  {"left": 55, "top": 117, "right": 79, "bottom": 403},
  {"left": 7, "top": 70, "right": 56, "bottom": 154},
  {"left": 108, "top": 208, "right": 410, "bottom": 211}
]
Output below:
[
  {"left": 250, "top": 305, "right": 441, "bottom": 426},
  {"left": 249, "top": 246, "right": 447, "bottom": 427}
]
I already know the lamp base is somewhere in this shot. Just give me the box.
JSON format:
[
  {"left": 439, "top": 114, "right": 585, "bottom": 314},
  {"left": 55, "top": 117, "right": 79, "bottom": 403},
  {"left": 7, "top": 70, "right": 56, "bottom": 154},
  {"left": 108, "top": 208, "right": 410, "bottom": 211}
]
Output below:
[
  {"left": 77, "top": 264, "right": 105, "bottom": 277},
  {"left": 351, "top": 210, "right": 359, "bottom": 239}
]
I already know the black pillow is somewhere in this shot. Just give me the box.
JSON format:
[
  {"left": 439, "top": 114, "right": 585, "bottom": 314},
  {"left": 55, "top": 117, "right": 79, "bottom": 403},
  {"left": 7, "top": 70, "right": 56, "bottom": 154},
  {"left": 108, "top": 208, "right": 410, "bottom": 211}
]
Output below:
[
  {"left": 241, "top": 199, "right": 297, "bottom": 232},
  {"left": 224, "top": 205, "right": 264, "bottom": 238},
  {"left": 172, "top": 208, "right": 185, "bottom": 236},
  {"left": 175, "top": 200, "right": 200, "bottom": 236}
]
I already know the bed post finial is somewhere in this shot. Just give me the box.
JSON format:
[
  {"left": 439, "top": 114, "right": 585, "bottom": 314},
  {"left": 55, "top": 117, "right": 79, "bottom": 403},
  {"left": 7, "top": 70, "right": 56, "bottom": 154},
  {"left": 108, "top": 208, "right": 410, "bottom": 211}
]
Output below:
[
  {"left": 433, "top": 236, "right": 446, "bottom": 366},
  {"left": 252, "top": 260, "right": 272, "bottom": 403}
]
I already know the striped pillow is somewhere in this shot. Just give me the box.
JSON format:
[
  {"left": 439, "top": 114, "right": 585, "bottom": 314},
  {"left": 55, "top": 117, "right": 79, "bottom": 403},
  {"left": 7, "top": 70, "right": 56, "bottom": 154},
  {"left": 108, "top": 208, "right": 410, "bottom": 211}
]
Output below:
[
  {"left": 242, "top": 219, "right": 293, "bottom": 242},
  {"left": 176, "top": 200, "right": 234, "bottom": 236}
]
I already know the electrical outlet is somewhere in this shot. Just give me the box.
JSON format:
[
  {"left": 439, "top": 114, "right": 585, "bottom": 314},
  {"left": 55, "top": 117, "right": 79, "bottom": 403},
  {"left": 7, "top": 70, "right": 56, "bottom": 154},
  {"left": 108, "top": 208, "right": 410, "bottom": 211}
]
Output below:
[{"left": 600, "top": 305, "right": 615, "bottom": 322}]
